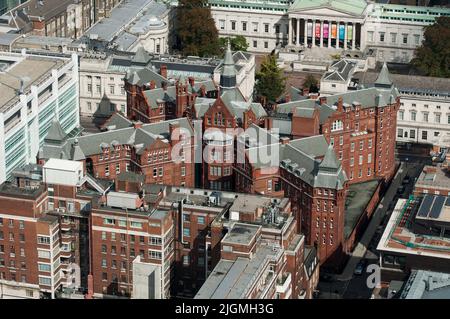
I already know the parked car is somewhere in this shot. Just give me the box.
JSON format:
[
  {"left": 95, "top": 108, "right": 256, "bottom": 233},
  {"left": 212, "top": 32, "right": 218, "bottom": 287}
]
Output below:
[
  {"left": 397, "top": 185, "right": 405, "bottom": 195},
  {"left": 320, "top": 273, "right": 333, "bottom": 282},
  {"left": 354, "top": 259, "right": 368, "bottom": 275},
  {"left": 402, "top": 176, "right": 411, "bottom": 185}
]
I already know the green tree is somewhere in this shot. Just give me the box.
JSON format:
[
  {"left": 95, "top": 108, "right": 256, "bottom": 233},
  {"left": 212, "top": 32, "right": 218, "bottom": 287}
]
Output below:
[
  {"left": 177, "top": 0, "right": 220, "bottom": 57},
  {"left": 303, "top": 74, "right": 319, "bottom": 93},
  {"left": 412, "top": 16, "right": 450, "bottom": 78},
  {"left": 255, "top": 54, "right": 286, "bottom": 105},
  {"left": 218, "top": 36, "right": 249, "bottom": 53}
]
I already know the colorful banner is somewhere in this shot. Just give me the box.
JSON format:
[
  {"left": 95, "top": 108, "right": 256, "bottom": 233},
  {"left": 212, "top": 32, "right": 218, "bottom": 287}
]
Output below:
[
  {"left": 347, "top": 25, "right": 353, "bottom": 41},
  {"left": 323, "top": 23, "right": 329, "bottom": 38},
  {"left": 331, "top": 24, "right": 337, "bottom": 39},
  {"left": 339, "top": 24, "right": 345, "bottom": 40},
  {"left": 307, "top": 22, "right": 312, "bottom": 37},
  {"left": 315, "top": 23, "right": 321, "bottom": 38}
]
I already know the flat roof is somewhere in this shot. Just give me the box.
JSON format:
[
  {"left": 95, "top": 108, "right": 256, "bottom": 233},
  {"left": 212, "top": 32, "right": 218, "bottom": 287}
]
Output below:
[
  {"left": 415, "top": 166, "right": 450, "bottom": 192},
  {"left": 195, "top": 244, "right": 281, "bottom": 299},
  {"left": 229, "top": 194, "right": 272, "bottom": 214},
  {"left": 0, "top": 53, "right": 65, "bottom": 110},
  {"left": 84, "top": 0, "right": 168, "bottom": 47},
  {"left": 0, "top": 32, "right": 20, "bottom": 46},
  {"left": 149, "top": 209, "right": 169, "bottom": 220},
  {"left": 0, "top": 182, "right": 45, "bottom": 199},
  {"left": 377, "top": 198, "right": 450, "bottom": 260},
  {"left": 222, "top": 223, "right": 260, "bottom": 245},
  {"left": 344, "top": 179, "right": 380, "bottom": 239},
  {"left": 401, "top": 270, "right": 450, "bottom": 299}
]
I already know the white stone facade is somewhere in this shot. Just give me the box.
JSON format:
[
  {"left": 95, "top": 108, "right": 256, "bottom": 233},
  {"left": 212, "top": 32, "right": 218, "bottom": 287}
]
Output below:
[
  {"left": 209, "top": 1, "right": 449, "bottom": 63},
  {"left": 397, "top": 94, "right": 450, "bottom": 150},
  {"left": 79, "top": 55, "right": 127, "bottom": 118}
]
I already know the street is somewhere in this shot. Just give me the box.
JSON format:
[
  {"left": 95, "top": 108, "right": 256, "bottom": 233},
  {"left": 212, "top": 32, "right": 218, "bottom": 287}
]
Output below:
[{"left": 317, "top": 149, "right": 427, "bottom": 299}]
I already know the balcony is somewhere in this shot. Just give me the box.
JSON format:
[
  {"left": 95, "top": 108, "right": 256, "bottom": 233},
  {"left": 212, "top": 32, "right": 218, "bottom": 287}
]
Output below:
[{"left": 276, "top": 273, "right": 291, "bottom": 295}]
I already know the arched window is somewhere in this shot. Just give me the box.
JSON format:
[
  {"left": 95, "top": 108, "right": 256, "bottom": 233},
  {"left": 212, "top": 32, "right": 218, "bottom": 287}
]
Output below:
[
  {"left": 214, "top": 112, "right": 223, "bottom": 126},
  {"left": 331, "top": 120, "right": 343, "bottom": 131}
]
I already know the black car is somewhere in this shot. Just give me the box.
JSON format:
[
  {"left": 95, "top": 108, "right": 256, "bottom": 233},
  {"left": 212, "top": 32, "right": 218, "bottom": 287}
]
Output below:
[
  {"left": 354, "top": 259, "right": 368, "bottom": 275},
  {"left": 402, "top": 176, "right": 411, "bottom": 185},
  {"left": 320, "top": 273, "right": 333, "bottom": 282},
  {"left": 397, "top": 185, "right": 405, "bottom": 194}
]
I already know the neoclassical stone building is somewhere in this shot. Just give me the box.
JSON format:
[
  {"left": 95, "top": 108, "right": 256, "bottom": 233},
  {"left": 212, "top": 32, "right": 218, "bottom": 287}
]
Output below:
[{"left": 209, "top": 0, "right": 450, "bottom": 62}]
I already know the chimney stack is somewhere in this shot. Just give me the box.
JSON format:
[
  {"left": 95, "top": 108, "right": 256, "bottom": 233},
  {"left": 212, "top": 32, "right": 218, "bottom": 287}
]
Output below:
[
  {"left": 302, "top": 87, "right": 310, "bottom": 96},
  {"left": 319, "top": 96, "right": 327, "bottom": 105},
  {"left": 169, "top": 121, "right": 181, "bottom": 145},
  {"left": 160, "top": 64, "right": 168, "bottom": 79},
  {"left": 280, "top": 137, "right": 290, "bottom": 145},
  {"left": 188, "top": 76, "right": 195, "bottom": 88},
  {"left": 337, "top": 97, "right": 344, "bottom": 112},
  {"left": 133, "top": 121, "right": 143, "bottom": 129},
  {"left": 162, "top": 81, "right": 168, "bottom": 91},
  {"left": 149, "top": 80, "right": 156, "bottom": 90}
]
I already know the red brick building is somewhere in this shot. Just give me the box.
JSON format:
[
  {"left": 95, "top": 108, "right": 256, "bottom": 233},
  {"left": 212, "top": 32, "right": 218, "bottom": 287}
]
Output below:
[
  {"left": 89, "top": 190, "right": 175, "bottom": 298},
  {"left": 0, "top": 160, "right": 109, "bottom": 299},
  {"left": 38, "top": 117, "right": 196, "bottom": 187},
  {"left": 234, "top": 66, "right": 400, "bottom": 269},
  {"left": 125, "top": 67, "right": 218, "bottom": 124}
]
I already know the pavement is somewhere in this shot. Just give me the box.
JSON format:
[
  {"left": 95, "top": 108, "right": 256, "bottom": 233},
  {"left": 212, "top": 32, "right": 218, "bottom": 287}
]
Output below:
[{"left": 317, "top": 153, "right": 426, "bottom": 299}]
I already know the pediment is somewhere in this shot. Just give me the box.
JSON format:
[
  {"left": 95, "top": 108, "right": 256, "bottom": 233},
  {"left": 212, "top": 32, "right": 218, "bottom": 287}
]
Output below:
[{"left": 289, "top": 7, "right": 362, "bottom": 18}]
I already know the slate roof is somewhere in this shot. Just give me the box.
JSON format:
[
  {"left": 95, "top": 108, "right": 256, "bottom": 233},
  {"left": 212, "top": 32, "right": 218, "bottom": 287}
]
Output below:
[
  {"left": 374, "top": 62, "right": 393, "bottom": 88},
  {"left": 355, "top": 71, "right": 450, "bottom": 96},
  {"left": 103, "top": 113, "right": 133, "bottom": 131},
  {"left": 274, "top": 86, "right": 399, "bottom": 125},
  {"left": 322, "top": 59, "right": 356, "bottom": 82},
  {"left": 125, "top": 67, "right": 167, "bottom": 87},
  {"left": 45, "top": 119, "right": 68, "bottom": 144},
  {"left": 217, "top": 88, "right": 267, "bottom": 120},
  {"left": 246, "top": 130, "right": 347, "bottom": 190},
  {"left": 39, "top": 118, "right": 193, "bottom": 160}
]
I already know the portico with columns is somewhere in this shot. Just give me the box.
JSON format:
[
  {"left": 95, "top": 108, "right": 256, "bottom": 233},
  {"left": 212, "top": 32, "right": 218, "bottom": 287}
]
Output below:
[{"left": 287, "top": 0, "right": 368, "bottom": 51}]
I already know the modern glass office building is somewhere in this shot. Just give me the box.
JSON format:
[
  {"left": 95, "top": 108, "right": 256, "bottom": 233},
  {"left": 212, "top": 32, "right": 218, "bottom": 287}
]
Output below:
[{"left": 0, "top": 51, "right": 80, "bottom": 183}]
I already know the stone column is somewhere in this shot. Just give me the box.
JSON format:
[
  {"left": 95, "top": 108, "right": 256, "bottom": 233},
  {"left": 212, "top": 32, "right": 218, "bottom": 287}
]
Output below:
[
  {"left": 344, "top": 22, "right": 348, "bottom": 50},
  {"left": 336, "top": 21, "right": 340, "bottom": 49},
  {"left": 304, "top": 18, "right": 307, "bottom": 46},
  {"left": 288, "top": 19, "right": 294, "bottom": 45},
  {"left": 320, "top": 20, "right": 324, "bottom": 47},
  {"left": 328, "top": 21, "right": 331, "bottom": 47},
  {"left": 352, "top": 23, "right": 356, "bottom": 50},
  {"left": 312, "top": 20, "right": 316, "bottom": 47},
  {"left": 296, "top": 18, "right": 300, "bottom": 46}
]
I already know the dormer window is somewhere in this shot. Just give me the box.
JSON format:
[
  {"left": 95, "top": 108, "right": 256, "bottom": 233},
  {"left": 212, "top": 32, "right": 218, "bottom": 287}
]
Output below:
[{"left": 331, "top": 120, "right": 343, "bottom": 131}]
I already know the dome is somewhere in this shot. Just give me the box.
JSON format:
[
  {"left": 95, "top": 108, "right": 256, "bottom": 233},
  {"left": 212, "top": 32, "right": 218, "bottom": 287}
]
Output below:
[{"left": 148, "top": 15, "right": 164, "bottom": 27}]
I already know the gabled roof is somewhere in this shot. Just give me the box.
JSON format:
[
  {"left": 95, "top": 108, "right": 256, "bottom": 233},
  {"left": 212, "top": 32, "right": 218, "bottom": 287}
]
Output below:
[
  {"left": 132, "top": 47, "right": 152, "bottom": 65},
  {"left": 125, "top": 66, "right": 167, "bottom": 86},
  {"left": 375, "top": 62, "right": 393, "bottom": 88},
  {"left": 322, "top": 59, "right": 356, "bottom": 83},
  {"left": 289, "top": 0, "right": 368, "bottom": 16},
  {"left": 103, "top": 113, "right": 133, "bottom": 131},
  {"left": 44, "top": 119, "right": 67, "bottom": 144},
  {"left": 40, "top": 118, "right": 193, "bottom": 160},
  {"left": 143, "top": 86, "right": 176, "bottom": 108},
  {"left": 319, "top": 144, "right": 340, "bottom": 171}
]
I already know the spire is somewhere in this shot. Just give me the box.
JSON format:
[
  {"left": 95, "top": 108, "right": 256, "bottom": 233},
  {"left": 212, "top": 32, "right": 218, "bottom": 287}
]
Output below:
[
  {"left": 132, "top": 47, "right": 151, "bottom": 66},
  {"left": 220, "top": 39, "right": 237, "bottom": 89},
  {"left": 70, "top": 139, "right": 85, "bottom": 161},
  {"left": 375, "top": 62, "right": 393, "bottom": 88},
  {"left": 44, "top": 118, "right": 67, "bottom": 144},
  {"left": 319, "top": 144, "right": 340, "bottom": 172}
]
